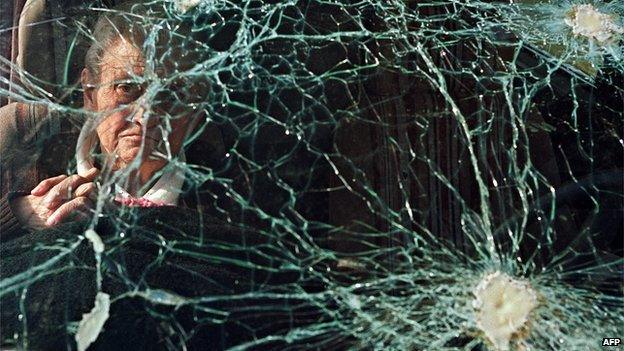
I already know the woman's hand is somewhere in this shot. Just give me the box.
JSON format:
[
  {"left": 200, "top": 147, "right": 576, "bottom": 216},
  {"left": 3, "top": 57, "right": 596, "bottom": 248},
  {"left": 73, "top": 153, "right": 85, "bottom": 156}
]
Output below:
[{"left": 11, "top": 167, "right": 99, "bottom": 228}]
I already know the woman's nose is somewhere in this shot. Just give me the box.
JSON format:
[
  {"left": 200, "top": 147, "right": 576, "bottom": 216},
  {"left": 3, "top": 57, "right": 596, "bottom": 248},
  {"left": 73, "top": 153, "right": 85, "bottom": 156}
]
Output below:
[
  {"left": 129, "top": 105, "right": 145, "bottom": 125},
  {"left": 129, "top": 106, "right": 159, "bottom": 128}
]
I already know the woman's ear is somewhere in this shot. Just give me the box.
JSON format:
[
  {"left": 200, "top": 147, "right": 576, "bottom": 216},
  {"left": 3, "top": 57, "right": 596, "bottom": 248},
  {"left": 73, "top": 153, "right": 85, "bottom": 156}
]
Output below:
[{"left": 81, "top": 68, "right": 96, "bottom": 110}]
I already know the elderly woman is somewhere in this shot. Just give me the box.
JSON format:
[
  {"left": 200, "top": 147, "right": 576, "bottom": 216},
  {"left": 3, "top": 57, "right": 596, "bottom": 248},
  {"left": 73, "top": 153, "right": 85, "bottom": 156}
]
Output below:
[
  {"left": 0, "top": 5, "right": 256, "bottom": 349},
  {"left": 0, "top": 3, "right": 207, "bottom": 236}
]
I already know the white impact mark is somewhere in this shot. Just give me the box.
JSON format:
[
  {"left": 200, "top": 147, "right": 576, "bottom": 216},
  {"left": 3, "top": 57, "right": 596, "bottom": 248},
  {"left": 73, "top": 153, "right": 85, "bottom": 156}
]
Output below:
[
  {"left": 131, "top": 289, "right": 189, "bottom": 306},
  {"left": 473, "top": 271, "right": 538, "bottom": 351},
  {"left": 75, "top": 229, "right": 109, "bottom": 351},
  {"left": 84, "top": 229, "right": 104, "bottom": 254},
  {"left": 75, "top": 292, "right": 111, "bottom": 351},
  {"left": 175, "top": 0, "right": 202, "bottom": 13},
  {"left": 564, "top": 4, "right": 624, "bottom": 44}
]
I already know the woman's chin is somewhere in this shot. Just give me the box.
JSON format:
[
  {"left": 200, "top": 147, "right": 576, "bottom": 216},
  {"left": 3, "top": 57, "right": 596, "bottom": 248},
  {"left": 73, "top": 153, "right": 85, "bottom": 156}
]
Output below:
[{"left": 115, "top": 148, "right": 142, "bottom": 167}]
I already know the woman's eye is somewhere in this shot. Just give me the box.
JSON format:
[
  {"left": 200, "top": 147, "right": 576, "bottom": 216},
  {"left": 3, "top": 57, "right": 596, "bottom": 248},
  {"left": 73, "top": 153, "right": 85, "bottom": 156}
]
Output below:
[{"left": 115, "top": 83, "right": 143, "bottom": 99}]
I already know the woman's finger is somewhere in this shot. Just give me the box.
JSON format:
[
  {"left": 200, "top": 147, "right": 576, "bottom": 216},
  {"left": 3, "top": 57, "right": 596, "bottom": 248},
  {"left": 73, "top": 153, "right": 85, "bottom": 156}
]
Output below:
[
  {"left": 31, "top": 174, "right": 68, "bottom": 196},
  {"left": 43, "top": 168, "right": 99, "bottom": 210},
  {"left": 46, "top": 196, "right": 93, "bottom": 226},
  {"left": 43, "top": 177, "right": 77, "bottom": 209},
  {"left": 81, "top": 167, "right": 100, "bottom": 181},
  {"left": 74, "top": 182, "right": 96, "bottom": 199}
]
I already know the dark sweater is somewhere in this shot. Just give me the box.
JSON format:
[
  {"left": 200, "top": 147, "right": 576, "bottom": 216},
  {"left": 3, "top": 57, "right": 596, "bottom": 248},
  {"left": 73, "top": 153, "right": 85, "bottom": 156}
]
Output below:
[
  {"left": 0, "top": 205, "right": 315, "bottom": 350},
  {"left": 0, "top": 194, "right": 22, "bottom": 238}
]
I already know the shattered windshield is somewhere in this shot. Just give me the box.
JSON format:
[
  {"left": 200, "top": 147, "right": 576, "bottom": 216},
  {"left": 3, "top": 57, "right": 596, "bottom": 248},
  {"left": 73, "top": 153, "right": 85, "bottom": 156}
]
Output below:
[{"left": 0, "top": 0, "right": 622, "bottom": 350}]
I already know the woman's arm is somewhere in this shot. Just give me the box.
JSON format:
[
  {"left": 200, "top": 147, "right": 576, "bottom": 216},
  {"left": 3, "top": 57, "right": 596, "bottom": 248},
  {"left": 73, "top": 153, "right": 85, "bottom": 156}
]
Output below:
[
  {"left": 1, "top": 103, "right": 29, "bottom": 239},
  {"left": 0, "top": 193, "right": 28, "bottom": 240},
  {"left": 0, "top": 169, "right": 99, "bottom": 239},
  {"left": 1, "top": 102, "right": 95, "bottom": 237},
  {"left": 0, "top": 102, "right": 20, "bottom": 154}
]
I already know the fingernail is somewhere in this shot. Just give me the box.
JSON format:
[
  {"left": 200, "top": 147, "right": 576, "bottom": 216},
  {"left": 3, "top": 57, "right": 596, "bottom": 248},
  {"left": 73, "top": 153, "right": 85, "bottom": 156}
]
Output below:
[{"left": 31, "top": 185, "right": 41, "bottom": 194}]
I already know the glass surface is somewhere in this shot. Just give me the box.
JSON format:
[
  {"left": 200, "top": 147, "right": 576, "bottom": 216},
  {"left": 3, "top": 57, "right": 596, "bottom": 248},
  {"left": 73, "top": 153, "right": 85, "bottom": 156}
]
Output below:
[{"left": 0, "top": 0, "right": 621, "bottom": 350}]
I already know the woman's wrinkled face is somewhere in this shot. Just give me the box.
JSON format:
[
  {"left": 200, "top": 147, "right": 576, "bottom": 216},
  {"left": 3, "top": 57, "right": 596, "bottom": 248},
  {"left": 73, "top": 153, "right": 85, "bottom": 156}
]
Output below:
[{"left": 83, "top": 40, "right": 190, "bottom": 171}]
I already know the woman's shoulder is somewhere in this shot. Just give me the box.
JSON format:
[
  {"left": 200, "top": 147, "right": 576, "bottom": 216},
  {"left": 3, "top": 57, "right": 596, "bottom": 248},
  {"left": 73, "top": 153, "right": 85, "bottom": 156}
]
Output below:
[
  {"left": 0, "top": 102, "right": 69, "bottom": 150},
  {"left": 1, "top": 102, "right": 79, "bottom": 192},
  {"left": 0, "top": 102, "right": 24, "bottom": 153}
]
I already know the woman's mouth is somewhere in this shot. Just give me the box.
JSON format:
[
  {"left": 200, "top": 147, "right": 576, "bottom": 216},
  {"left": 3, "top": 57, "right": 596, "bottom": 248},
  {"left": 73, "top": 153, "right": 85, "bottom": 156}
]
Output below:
[{"left": 119, "top": 134, "right": 144, "bottom": 143}]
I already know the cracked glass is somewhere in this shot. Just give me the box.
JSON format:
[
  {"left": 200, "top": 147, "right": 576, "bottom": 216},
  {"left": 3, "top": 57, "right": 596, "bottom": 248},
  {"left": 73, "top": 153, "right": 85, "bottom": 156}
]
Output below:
[{"left": 0, "top": 0, "right": 622, "bottom": 350}]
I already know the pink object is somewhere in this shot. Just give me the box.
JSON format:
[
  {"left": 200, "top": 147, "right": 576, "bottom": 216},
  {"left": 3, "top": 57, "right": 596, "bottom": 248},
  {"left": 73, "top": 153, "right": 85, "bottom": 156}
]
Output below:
[{"left": 115, "top": 196, "right": 166, "bottom": 207}]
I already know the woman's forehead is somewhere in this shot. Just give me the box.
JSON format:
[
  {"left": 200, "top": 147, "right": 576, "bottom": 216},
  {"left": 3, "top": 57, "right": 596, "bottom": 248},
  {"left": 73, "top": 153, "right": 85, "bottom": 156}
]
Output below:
[{"left": 99, "top": 41, "right": 145, "bottom": 80}]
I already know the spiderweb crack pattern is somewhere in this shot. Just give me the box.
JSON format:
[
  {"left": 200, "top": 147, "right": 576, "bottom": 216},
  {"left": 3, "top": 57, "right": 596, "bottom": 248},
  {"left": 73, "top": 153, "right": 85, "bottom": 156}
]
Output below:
[{"left": 0, "top": 0, "right": 622, "bottom": 350}]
